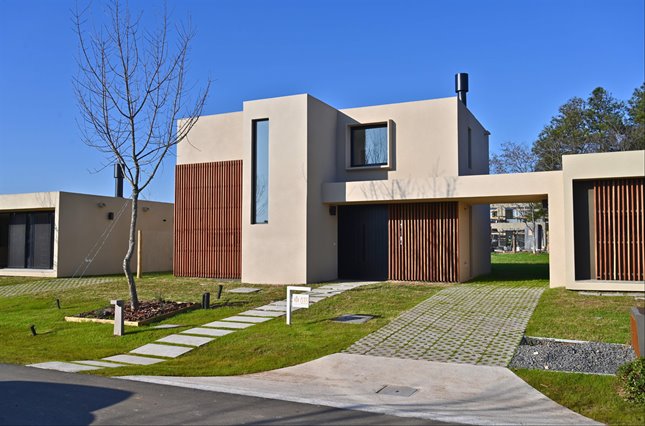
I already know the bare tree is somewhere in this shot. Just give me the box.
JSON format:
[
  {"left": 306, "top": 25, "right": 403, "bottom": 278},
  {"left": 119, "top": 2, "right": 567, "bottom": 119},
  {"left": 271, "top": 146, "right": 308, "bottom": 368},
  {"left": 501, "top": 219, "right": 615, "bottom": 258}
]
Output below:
[{"left": 74, "top": 1, "right": 209, "bottom": 309}]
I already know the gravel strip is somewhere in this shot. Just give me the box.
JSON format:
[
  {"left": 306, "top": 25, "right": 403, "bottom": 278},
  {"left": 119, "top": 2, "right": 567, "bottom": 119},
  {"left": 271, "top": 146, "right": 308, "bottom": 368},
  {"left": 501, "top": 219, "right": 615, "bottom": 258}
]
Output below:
[{"left": 510, "top": 336, "right": 636, "bottom": 375}]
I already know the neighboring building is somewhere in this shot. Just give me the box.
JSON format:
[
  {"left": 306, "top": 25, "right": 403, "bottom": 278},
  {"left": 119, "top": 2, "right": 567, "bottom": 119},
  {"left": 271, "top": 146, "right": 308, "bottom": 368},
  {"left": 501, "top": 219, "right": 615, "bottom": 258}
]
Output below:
[
  {"left": 174, "top": 79, "right": 644, "bottom": 292},
  {"left": 0, "top": 192, "right": 173, "bottom": 277},
  {"left": 490, "top": 204, "right": 546, "bottom": 252}
]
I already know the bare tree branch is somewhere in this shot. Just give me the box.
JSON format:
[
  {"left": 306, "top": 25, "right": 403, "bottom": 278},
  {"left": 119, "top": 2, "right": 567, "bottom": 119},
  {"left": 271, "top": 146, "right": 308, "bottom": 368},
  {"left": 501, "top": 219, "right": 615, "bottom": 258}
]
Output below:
[{"left": 73, "top": 0, "right": 209, "bottom": 309}]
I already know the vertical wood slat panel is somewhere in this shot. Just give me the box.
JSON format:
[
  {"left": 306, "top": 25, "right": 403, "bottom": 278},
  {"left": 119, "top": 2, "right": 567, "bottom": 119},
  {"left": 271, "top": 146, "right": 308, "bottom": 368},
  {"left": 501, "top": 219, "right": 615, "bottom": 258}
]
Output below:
[
  {"left": 388, "top": 202, "right": 459, "bottom": 282},
  {"left": 174, "top": 160, "right": 242, "bottom": 278},
  {"left": 594, "top": 177, "right": 644, "bottom": 282}
]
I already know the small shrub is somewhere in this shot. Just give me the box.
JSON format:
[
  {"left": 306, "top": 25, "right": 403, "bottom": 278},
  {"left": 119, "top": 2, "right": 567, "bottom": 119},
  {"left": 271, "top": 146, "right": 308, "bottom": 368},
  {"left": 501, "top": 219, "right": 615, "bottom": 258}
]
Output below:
[{"left": 617, "top": 358, "right": 645, "bottom": 404}]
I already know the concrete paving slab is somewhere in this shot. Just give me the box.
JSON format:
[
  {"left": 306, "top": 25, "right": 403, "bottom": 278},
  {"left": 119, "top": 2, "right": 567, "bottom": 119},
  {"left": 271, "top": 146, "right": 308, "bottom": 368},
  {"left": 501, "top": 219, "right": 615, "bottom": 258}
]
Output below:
[
  {"left": 239, "top": 309, "right": 284, "bottom": 317},
  {"left": 156, "top": 334, "right": 213, "bottom": 347},
  {"left": 103, "top": 354, "right": 165, "bottom": 365},
  {"left": 182, "top": 327, "right": 235, "bottom": 337},
  {"left": 203, "top": 321, "right": 254, "bottom": 329},
  {"left": 151, "top": 324, "right": 182, "bottom": 329},
  {"left": 254, "top": 304, "right": 286, "bottom": 312},
  {"left": 131, "top": 343, "right": 193, "bottom": 358},
  {"left": 74, "top": 360, "right": 127, "bottom": 368},
  {"left": 224, "top": 315, "right": 272, "bottom": 323},
  {"left": 28, "top": 361, "right": 101, "bottom": 372},
  {"left": 123, "top": 353, "right": 598, "bottom": 425},
  {"left": 227, "top": 287, "right": 261, "bottom": 294}
]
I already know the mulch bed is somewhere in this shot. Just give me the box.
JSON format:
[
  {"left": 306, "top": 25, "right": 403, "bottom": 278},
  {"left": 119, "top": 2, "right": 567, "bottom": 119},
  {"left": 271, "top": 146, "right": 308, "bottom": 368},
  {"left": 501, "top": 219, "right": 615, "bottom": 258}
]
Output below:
[{"left": 76, "top": 300, "right": 195, "bottom": 322}]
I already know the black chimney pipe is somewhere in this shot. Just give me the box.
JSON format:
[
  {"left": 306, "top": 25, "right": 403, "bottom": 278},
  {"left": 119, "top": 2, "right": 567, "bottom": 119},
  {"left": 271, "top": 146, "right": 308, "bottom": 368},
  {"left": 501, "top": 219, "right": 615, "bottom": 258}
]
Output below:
[
  {"left": 455, "top": 73, "right": 469, "bottom": 106},
  {"left": 114, "top": 162, "right": 124, "bottom": 198}
]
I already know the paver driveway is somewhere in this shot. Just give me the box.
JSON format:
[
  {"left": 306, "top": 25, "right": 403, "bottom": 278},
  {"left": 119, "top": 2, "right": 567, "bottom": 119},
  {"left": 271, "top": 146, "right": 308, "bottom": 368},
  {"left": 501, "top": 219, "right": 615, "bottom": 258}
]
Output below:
[
  {"left": 0, "top": 277, "right": 116, "bottom": 297},
  {"left": 344, "top": 285, "right": 543, "bottom": 366}
]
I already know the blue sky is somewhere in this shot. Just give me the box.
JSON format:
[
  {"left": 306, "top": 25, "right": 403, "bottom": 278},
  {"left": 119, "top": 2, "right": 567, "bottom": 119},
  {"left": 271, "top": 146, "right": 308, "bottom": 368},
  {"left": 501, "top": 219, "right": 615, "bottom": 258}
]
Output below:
[{"left": 0, "top": 0, "right": 643, "bottom": 202}]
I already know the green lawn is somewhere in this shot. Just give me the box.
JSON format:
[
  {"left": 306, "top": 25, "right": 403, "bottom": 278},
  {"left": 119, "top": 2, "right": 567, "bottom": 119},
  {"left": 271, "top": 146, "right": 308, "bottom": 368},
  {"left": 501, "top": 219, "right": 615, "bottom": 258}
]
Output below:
[
  {"left": 515, "top": 369, "right": 644, "bottom": 425},
  {"left": 1, "top": 255, "right": 642, "bottom": 424},
  {"left": 489, "top": 253, "right": 644, "bottom": 424},
  {"left": 0, "top": 274, "right": 443, "bottom": 377}
]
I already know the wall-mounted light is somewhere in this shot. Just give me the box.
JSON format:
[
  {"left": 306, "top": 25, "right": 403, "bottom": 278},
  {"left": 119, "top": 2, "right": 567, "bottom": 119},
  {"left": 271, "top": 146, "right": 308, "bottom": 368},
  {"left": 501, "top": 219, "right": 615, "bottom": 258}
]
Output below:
[
  {"left": 142, "top": 206, "right": 150, "bottom": 212},
  {"left": 97, "top": 202, "right": 107, "bottom": 208}
]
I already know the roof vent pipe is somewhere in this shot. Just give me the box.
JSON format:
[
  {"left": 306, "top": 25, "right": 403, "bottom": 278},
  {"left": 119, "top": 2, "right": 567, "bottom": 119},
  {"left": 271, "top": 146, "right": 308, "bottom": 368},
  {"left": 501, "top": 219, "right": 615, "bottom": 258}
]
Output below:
[
  {"left": 455, "top": 73, "right": 469, "bottom": 106},
  {"left": 114, "top": 162, "right": 124, "bottom": 198}
]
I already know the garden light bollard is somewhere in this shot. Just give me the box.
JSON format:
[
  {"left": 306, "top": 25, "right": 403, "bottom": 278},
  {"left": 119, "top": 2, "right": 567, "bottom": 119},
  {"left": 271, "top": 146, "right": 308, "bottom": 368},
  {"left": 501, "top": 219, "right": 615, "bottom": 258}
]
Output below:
[
  {"left": 111, "top": 299, "right": 124, "bottom": 336},
  {"left": 202, "top": 292, "right": 211, "bottom": 309},
  {"left": 286, "top": 286, "right": 311, "bottom": 325},
  {"left": 217, "top": 285, "right": 223, "bottom": 299}
]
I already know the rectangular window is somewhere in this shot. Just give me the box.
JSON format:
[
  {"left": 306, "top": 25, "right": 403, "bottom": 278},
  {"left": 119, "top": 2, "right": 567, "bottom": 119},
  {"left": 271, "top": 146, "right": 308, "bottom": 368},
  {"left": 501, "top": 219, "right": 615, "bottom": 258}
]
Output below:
[
  {"left": 467, "top": 127, "right": 472, "bottom": 169},
  {"left": 252, "top": 119, "right": 269, "bottom": 224},
  {"left": 350, "top": 123, "right": 388, "bottom": 167}
]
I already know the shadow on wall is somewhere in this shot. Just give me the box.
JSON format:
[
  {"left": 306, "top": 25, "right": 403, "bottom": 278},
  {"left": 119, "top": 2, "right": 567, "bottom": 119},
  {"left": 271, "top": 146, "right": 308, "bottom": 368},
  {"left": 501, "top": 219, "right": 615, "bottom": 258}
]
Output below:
[
  {"left": 358, "top": 157, "right": 459, "bottom": 201},
  {"left": 0, "top": 381, "right": 132, "bottom": 425}
]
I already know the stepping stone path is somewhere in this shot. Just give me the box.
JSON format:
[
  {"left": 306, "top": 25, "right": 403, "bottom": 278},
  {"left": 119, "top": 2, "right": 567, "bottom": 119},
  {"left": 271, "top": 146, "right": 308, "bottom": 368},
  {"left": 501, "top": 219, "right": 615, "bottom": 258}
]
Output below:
[
  {"left": 27, "top": 281, "right": 375, "bottom": 373},
  {"left": 344, "top": 285, "right": 543, "bottom": 367}
]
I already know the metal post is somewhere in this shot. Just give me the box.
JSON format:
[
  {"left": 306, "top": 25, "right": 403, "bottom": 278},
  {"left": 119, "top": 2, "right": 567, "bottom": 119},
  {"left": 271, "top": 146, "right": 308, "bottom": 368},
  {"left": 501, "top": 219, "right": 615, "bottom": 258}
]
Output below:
[
  {"left": 111, "top": 299, "right": 124, "bottom": 336},
  {"left": 202, "top": 292, "right": 211, "bottom": 309},
  {"left": 286, "top": 286, "right": 311, "bottom": 325},
  {"left": 136, "top": 230, "right": 142, "bottom": 279}
]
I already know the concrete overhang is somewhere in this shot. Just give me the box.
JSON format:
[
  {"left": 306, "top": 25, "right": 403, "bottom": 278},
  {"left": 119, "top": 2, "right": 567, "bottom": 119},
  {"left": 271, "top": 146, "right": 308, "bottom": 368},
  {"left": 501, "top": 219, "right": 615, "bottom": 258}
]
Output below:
[{"left": 322, "top": 171, "right": 563, "bottom": 205}]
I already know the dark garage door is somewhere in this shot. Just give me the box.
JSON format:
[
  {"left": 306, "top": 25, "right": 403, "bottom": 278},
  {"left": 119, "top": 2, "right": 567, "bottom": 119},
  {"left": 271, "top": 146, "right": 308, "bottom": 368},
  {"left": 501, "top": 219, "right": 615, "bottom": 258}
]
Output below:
[{"left": 338, "top": 205, "right": 388, "bottom": 280}]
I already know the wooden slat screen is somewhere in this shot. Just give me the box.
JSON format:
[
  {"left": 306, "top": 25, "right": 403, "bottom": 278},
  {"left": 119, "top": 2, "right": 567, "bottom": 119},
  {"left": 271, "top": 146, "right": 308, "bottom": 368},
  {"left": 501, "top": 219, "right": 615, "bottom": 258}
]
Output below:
[
  {"left": 174, "top": 161, "right": 242, "bottom": 278},
  {"left": 388, "top": 202, "right": 459, "bottom": 282},
  {"left": 594, "top": 177, "right": 644, "bottom": 281}
]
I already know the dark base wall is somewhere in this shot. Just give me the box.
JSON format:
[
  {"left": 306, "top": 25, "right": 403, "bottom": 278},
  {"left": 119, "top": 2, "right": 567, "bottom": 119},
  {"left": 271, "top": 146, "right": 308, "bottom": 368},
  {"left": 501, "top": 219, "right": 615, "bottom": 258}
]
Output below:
[{"left": 174, "top": 161, "right": 242, "bottom": 278}]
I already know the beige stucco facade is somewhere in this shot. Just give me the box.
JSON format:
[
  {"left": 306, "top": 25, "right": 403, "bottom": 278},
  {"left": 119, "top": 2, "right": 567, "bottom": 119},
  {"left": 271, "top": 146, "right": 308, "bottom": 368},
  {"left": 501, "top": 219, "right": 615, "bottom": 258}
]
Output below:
[
  {"left": 0, "top": 192, "right": 173, "bottom": 277},
  {"left": 178, "top": 94, "right": 491, "bottom": 284},
  {"left": 176, "top": 89, "right": 643, "bottom": 291}
]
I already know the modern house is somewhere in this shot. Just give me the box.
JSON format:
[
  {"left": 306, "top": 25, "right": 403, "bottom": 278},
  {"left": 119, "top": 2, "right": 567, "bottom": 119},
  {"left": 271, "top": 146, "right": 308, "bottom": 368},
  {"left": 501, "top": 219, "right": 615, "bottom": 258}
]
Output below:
[
  {"left": 0, "top": 192, "right": 173, "bottom": 277},
  {"left": 174, "top": 75, "right": 644, "bottom": 292}
]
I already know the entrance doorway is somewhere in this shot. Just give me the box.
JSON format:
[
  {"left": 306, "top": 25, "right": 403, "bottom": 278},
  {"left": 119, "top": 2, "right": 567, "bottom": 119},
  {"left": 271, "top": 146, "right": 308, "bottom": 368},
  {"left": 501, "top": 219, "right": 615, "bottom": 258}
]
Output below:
[
  {"left": 338, "top": 205, "right": 388, "bottom": 280},
  {"left": 0, "top": 211, "right": 55, "bottom": 269}
]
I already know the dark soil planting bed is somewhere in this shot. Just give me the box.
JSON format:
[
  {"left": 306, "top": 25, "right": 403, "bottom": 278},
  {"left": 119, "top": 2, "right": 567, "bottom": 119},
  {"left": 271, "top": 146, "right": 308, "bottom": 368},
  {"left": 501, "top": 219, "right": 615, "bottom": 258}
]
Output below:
[{"left": 65, "top": 300, "right": 198, "bottom": 326}]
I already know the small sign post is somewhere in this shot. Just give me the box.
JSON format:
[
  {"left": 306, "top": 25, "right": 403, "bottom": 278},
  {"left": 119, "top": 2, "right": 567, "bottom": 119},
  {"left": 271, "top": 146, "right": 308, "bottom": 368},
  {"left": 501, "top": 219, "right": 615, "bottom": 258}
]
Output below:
[
  {"left": 286, "top": 286, "right": 311, "bottom": 325},
  {"left": 111, "top": 299, "right": 124, "bottom": 336}
]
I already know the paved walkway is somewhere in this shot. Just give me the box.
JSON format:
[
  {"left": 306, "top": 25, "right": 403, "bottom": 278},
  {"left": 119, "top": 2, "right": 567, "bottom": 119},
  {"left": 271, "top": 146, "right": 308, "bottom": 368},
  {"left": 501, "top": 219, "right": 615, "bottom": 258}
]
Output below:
[
  {"left": 0, "top": 277, "right": 117, "bottom": 297},
  {"left": 28, "top": 282, "right": 374, "bottom": 373},
  {"left": 123, "top": 353, "right": 598, "bottom": 425},
  {"left": 344, "top": 285, "right": 543, "bottom": 366}
]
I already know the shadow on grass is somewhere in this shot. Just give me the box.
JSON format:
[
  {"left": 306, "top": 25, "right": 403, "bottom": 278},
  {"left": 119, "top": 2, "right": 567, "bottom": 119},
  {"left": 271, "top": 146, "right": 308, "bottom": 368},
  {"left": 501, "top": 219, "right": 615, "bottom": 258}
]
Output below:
[{"left": 474, "top": 261, "right": 549, "bottom": 284}]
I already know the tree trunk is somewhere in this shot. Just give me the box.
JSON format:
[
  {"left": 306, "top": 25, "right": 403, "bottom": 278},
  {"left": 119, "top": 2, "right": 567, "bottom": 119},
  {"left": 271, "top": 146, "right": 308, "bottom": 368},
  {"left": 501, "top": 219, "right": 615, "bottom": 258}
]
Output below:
[{"left": 123, "top": 191, "right": 140, "bottom": 310}]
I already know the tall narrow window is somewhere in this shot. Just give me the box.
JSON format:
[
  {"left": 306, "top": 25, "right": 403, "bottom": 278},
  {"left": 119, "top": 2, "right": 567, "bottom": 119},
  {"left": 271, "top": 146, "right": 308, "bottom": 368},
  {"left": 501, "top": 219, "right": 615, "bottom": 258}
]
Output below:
[
  {"left": 252, "top": 119, "right": 269, "bottom": 224},
  {"left": 467, "top": 127, "right": 472, "bottom": 169}
]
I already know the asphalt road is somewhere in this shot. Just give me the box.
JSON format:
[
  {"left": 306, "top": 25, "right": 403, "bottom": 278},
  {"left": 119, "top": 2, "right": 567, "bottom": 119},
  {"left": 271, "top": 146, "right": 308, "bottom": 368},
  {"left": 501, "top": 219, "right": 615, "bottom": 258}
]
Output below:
[{"left": 0, "top": 364, "right": 443, "bottom": 425}]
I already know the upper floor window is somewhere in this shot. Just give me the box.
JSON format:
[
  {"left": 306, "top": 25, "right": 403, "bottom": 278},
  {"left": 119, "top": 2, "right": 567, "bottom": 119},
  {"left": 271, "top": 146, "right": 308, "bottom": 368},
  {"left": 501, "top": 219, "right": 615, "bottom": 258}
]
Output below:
[
  {"left": 350, "top": 123, "right": 388, "bottom": 167},
  {"left": 252, "top": 119, "right": 269, "bottom": 224}
]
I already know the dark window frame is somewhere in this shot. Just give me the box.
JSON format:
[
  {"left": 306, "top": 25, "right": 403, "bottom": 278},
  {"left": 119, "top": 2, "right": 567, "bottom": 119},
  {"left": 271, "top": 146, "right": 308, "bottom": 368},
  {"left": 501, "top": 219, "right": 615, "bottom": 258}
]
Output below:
[
  {"left": 349, "top": 122, "right": 389, "bottom": 168},
  {"left": 251, "top": 119, "right": 269, "bottom": 224}
]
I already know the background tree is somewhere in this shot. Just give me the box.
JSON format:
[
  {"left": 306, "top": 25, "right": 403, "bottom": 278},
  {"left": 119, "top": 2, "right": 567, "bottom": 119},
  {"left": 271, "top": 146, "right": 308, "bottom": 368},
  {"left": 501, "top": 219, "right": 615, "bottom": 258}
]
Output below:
[
  {"left": 490, "top": 141, "right": 547, "bottom": 253},
  {"left": 625, "top": 83, "right": 645, "bottom": 150},
  {"left": 74, "top": 1, "right": 210, "bottom": 309},
  {"left": 532, "top": 86, "right": 642, "bottom": 171}
]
